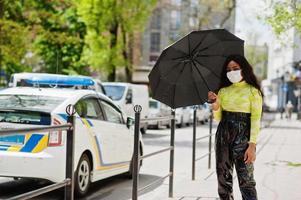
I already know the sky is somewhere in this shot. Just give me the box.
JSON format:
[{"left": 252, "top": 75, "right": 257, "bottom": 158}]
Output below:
[{"left": 235, "top": 0, "right": 274, "bottom": 46}]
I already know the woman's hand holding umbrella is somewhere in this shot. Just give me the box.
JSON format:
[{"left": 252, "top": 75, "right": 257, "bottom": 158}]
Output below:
[{"left": 208, "top": 91, "right": 219, "bottom": 111}]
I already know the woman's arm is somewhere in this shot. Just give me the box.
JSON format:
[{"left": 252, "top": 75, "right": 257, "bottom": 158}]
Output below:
[
  {"left": 249, "top": 88, "right": 263, "bottom": 144},
  {"left": 208, "top": 90, "right": 222, "bottom": 121},
  {"left": 244, "top": 87, "right": 262, "bottom": 164}
]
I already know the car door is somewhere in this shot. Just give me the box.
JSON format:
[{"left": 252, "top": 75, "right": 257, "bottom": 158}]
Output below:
[
  {"left": 99, "top": 99, "right": 134, "bottom": 164},
  {"left": 75, "top": 97, "right": 120, "bottom": 169}
]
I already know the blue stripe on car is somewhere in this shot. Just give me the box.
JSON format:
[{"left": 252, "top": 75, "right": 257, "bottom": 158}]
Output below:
[{"left": 20, "top": 134, "right": 44, "bottom": 152}]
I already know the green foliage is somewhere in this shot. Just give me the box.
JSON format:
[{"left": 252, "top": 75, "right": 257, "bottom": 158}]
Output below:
[
  {"left": 25, "top": 0, "right": 88, "bottom": 75},
  {"left": 245, "top": 44, "right": 268, "bottom": 80},
  {"left": 197, "top": 0, "right": 236, "bottom": 29},
  {"left": 266, "top": 1, "right": 301, "bottom": 36},
  {"left": 0, "top": 19, "right": 31, "bottom": 80},
  {"left": 0, "top": 0, "right": 156, "bottom": 82},
  {"left": 0, "top": 0, "right": 88, "bottom": 79},
  {"left": 77, "top": 0, "right": 157, "bottom": 81}
]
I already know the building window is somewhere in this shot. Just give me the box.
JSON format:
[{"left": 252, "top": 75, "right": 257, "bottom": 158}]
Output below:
[
  {"left": 150, "top": 32, "right": 161, "bottom": 52},
  {"left": 170, "top": 10, "right": 181, "bottom": 30},
  {"left": 171, "top": 0, "right": 181, "bottom": 6},
  {"left": 151, "top": 9, "right": 161, "bottom": 30},
  {"left": 169, "top": 32, "right": 180, "bottom": 43},
  {"left": 190, "top": 0, "right": 198, "bottom": 7}
]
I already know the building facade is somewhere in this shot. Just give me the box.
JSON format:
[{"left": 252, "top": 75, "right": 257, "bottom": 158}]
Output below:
[
  {"left": 265, "top": 29, "right": 301, "bottom": 111},
  {"left": 132, "top": 0, "right": 236, "bottom": 83}
]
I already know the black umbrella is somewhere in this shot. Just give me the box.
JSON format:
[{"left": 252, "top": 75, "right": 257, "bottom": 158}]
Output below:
[{"left": 148, "top": 29, "right": 244, "bottom": 109}]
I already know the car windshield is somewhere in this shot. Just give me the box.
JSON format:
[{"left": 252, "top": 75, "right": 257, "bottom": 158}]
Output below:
[
  {"left": 149, "top": 101, "right": 159, "bottom": 108},
  {"left": 103, "top": 85, "right": 125, "bottom": 101},
  {"left": 0, "top": 95, "right": 65, "bottom": 112}
]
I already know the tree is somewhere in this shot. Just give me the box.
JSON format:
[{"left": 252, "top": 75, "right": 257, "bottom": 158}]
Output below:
[
  {"left": 0, "top": 0, "right": 31, "bottom": 84},
  {"left": 197, "top": 0, "right": 236, "bottom": 29},
  {"left": 119, "top": 0, "right": 157, "bottom": 82},
  {"left": 21, "top": 0, "right": 88, "bottom": 75},
  {"left": 77, "top": 0, "right": 156, "bottom": 81},
  {"left": 0, "top": 0, "right": 88, "bottom": 80},
  {"left": 266, "top": 0, "right": 301, "bottom": 36}
]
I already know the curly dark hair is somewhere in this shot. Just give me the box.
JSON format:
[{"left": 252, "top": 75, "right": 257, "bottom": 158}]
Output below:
[{"left": 219, "top": 55, "right": 263, "bottom": 97}]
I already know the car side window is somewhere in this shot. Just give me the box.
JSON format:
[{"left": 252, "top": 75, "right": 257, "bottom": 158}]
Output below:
[
  {"left": 100, "top": 100, "right": 123, "bottom": 124},
  {"left": 75, "top": 98, "right": 104, "bottom": 120}
]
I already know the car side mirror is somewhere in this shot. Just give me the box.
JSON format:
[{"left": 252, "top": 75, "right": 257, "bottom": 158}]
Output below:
[
  {"left": 126, "top": 117, "right": 134, "bottom": 128},
  {"left": 126, "top": 95, "right": 132, "bottom": 104}
]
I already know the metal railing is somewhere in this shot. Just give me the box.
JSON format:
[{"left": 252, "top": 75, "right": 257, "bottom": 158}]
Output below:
[
  {"left": 132, "top": 105, "right": 175, "bottom": 200},
  {"left": 0, "top": 113, "right": 75, "bottom": 200},
  {"left": 192, "top": 107, "right": 215, "bottom": 180}
]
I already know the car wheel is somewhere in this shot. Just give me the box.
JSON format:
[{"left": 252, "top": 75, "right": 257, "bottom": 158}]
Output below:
[{"left": 75, "top": 154, "right": 91, "bottom": 197}]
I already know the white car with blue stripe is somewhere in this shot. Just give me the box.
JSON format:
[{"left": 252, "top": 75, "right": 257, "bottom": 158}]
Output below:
[
  {"left": 0, "top": 86, "right": 143, "bottom": 196},
  {"left": 8, "top": 72, "right": 106, "bottom": 95}
]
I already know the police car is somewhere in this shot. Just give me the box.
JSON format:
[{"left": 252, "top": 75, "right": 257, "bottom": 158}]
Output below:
[
  {"left": 8, "top": 72, "right": 106, "bottom": 94},
  {"left": 0, "top": 78, "right": 143, "bottom": 196}
]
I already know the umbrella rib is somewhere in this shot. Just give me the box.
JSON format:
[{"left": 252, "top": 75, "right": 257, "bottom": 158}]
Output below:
[
  {"left": 171, "top": 47, "right": 188, "bottom": 57},
  {"left": 161, "top": 61, "right": 182, "bottom": 79},
  {"left": 193, "top": 59, "right": 221, "bottom": 79},
  {"left": 188, "top": 34, "right": 191, "bottom": 55},
  {"left": 194, "top": 40, "right": 242, "bottom": 55},
  {"left": 172, "top": 62, "right": 187, "bottom": 108},
  {"left": 190, "top": 63, "right": 207, "bottom": 103},
  {"left": 191, "top": 60, "right": 211, "bottom": 92},
  {"left": 191, "top": 33, "right": 210, "bottom": 55}
]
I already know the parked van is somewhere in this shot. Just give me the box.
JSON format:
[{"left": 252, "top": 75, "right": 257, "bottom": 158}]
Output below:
[
  {"left": 148, "top": 98, "right": 170, "bottom": 129},
  {"left": 8, "top": 73, "right": 106, "bottom": 94},
  {"left": 189, "top": 104, "right": 211, "bottom": 125},
  {"left": 174, "top": 107, "right": 191, "bottom": 128},
  {"left": 103, "top": 82, "right": 149, "bottom": 134}
]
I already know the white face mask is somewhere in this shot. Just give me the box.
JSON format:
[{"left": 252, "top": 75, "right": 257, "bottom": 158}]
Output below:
[{"left": 226, "top": 70, "right": 242, "bottom": 83}]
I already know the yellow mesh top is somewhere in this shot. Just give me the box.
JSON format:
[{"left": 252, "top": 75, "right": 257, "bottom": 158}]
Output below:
[{"left": 213, "top": 81, "right": 263, "bottom": 144}]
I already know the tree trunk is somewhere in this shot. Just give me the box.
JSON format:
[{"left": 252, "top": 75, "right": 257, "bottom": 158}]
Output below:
[
  {"left": 108, "top": 70, "right": 116, "bottom": 82},
  {"left": 0, "top": 0, "right": 4, "bottom": 18},
  {"left": 219, "top": 0, "right": 236, "bottom": 28},
  {"left": 108, "top": 22, "right": 119, "bottom": 82},
  {"left": 0, "top": 0, "right": 4, "bottom": 85},
  {"left": 126, "top": 32, "right": 134, "bottom": 82},
  {"left": 121, "top": 23, "right": 133, "bottom": 83}
]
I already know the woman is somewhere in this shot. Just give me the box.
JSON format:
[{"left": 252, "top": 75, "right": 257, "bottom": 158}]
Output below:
[{"left": 208, "top": 55, "right": 263, "bottom": 200}]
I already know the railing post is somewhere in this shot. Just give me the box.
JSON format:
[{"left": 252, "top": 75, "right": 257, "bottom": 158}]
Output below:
[
  {"left": 169, "top": 109, "right": 175, "bottom": 198},
  {"left": 192, "top": 107, "right": 197, "bottom": 180},
  {"left": 208, "top": 108, "right": 213, "bottom": 169},
  {"left": 65, "top": 114, "right": 75, "bottom": 200},
  {"left": 132, "top": 105, "right": 142, "bottom": 200}
]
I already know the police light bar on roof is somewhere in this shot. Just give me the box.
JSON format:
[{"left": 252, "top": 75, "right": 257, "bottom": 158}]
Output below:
[{"left": 23, "top": 75, "right": 95, "bottom": 87}]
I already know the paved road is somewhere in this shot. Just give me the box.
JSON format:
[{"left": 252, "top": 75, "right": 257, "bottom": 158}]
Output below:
[{"left": 0, "top": 113, "right": 276, "bottom": 200}]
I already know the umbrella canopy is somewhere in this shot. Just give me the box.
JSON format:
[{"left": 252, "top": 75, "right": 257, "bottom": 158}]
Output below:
[{"left": 148, "top": 29, "right": 244, "bottom": 109}]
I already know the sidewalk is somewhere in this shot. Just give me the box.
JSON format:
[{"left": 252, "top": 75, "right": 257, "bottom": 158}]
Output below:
[{"left": 141, "top": 114, "right": 301, "bottom": 200}]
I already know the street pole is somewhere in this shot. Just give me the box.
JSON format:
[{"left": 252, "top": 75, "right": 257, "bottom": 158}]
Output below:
[
  {"left": 280, "top": 75, "right": 284, "bottom": 119},
  {"left": 192, "top": 107, "right": 196, "bottom": 180},
  {"left": 132, "top": 105, "right": 141, "bottom": 200},
  {"left": 169, "top": 109, "right": 175, "bottom": 198},
  {"left": 297, "top": 86, "right": 301, "bottom": 119}
]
